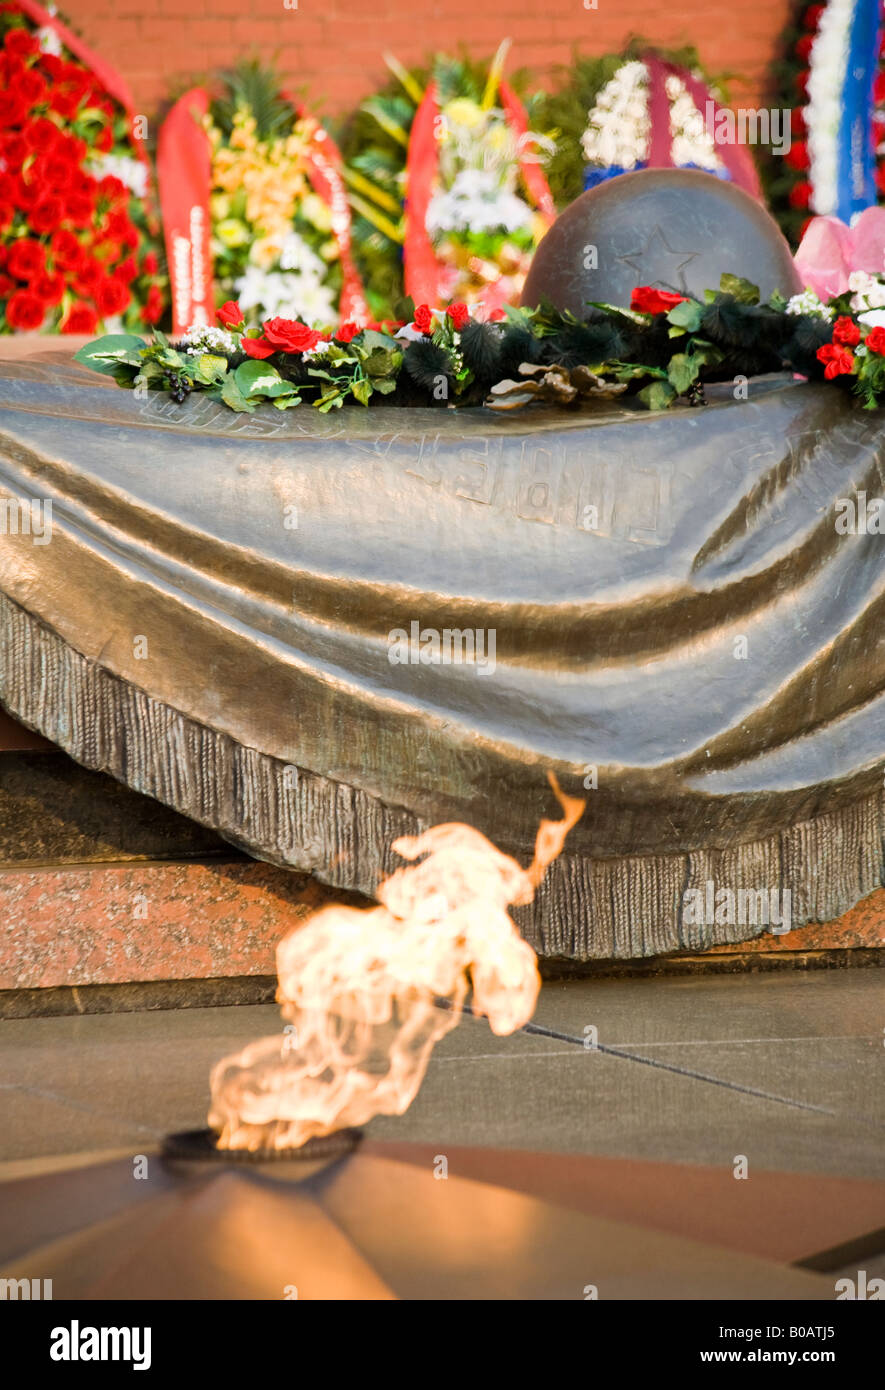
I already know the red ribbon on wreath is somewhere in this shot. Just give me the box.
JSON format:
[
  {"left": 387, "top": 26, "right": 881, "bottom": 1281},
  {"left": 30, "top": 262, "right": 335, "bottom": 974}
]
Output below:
[
  {"left": 156, "top": 88, "right": 214, "bottom": 334},
  {"left": 644, "top": 53, "right": 762, "bottom": 199},
  {"left": 403, "top": 80, "right": 556, "bottom": 309},
  {"left": 157, "top": 87, "right": 368, "bottom": 335}
]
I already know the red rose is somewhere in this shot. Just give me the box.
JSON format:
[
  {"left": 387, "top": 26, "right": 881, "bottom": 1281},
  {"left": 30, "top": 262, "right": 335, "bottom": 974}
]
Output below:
[
  {"left": 804, "top": 4, "right": 824, "bottom": 28},
  {"left": 788, "top": 180, "right": 812, "bottom": 209},
  {"left": 832, "top": 316, "right": 861, "bottom": 347},
  {"left": 261, "top": 317, "right": 321, "bottom": 352},
  {"left": 816, "top": 343, "right": 855, "bottom": 379},
  {"left": 33, "top": 154, "right": 75, "bottom": 192},
  {"left": 796, "top": 69, "right": 809, "bottom": 97},
  {"left": 6, "top": 289, "right": 46, "bottom": 331},
  {"left": 31, "top": 197, "right": 64, "bottom": 234},
  {"left": 630, "top": 285, "right": 688, "bottom": 314},
  {"left": 67, "top": 193, "right": 96, "bottom": 229},
  {"left": 50, "top": 228, "right": 83, "bottom": 271},
  {"left": 60, "top": 302, "right": 99, "bottom": 334},
  {"left": 96, "top": 276, "right": 130, "bottom": 318},
  {"left": 864, "top": 326, "right": 885, "bottom": 355},
  {"left": 0, "top": 274, "right": 13, "bottom": 296},
  {"left": 19, "top": 69, "right": 47, "bottom": 106},
  {"left": 488, "top": 308, "right": 507, "bottom": 321},
  {"left": 784, "top": 140, "right": 810, "bottom": 172},
  {"left": 7, "top": 237, "right": 45, "bottom": 279},
  {"left": 790, "top": 108, "right": 806, "bottom": 135},
  {"left": 114, "top": 255, "right": 138, "bottom": 284},
  {"left": 97, "top": 174, "right": 126, "bottom": 202},
  {"left": 24, "top": 116, "right": 61, "bottom": 154},
  {"left": 446, "top": 302, "right": 469, "bottom": 330},
  {"left": 240, "top": 335, "right": 276, "bottom": 359},
  {"left": 33, "top": 271, "right": 65, "bottom": 306},
  {"left": 5, "top": 29, "right": 39, "bottom": 60},
  {"left": 795, "top": 35, "right": 814, "bottom": 61},
  {"left": 141, "top": 284, "right": 164, "bottom": 325},
  {"left": 336, "top": 321, "right": 362, "bottom": 343},
  {"left": 143, "top": 252, "right": 158, "bottom": 275},
  {"left": 0, "top": 91, "right": 27, "bottom": 126},
  {"left": 875, "top": 71, "right": 885, "bottom": 105},
  {"left": 413, "top": 303, "right": 434, "bottom": 334},
  {"left": 94, "top": 125, "right": 114, "bottom": 154},
  {"left": 0, "top": 201, "right": 13, "bottom": 231},
  {"left": 49, "top": 89, "right": 80, "bottom": 122},
  {"left": 1, "top": 133, "right": 27, "bottom": 169},
  {"left": 217, "top": 300, "right": 244, "bottom": 328},
  {"left": 13, "top": 173, "right": 39, "bottom": 209}
]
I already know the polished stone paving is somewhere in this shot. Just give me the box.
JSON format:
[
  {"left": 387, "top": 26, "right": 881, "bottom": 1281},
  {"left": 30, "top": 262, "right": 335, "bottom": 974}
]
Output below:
[{"left": 1, "top": 968, "right": 882, "bottom": 1180}]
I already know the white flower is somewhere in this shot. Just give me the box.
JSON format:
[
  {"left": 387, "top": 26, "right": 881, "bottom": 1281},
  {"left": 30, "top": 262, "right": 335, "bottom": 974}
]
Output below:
[
  {"left": 181, "top": 325, "right": 237, "bottom": 354},
  {"left": 426, "top": 169, "right": 533, "bottom": 235},
  {"left": 580, "top": 60, "right": 723, "bottom": 174},
  {"left": 848, "top": 272, "right": 885, "bottom": 312},
  {"left": 786, "top": 290, "right": 834, "bottom": 320},
  {"left": 859, "top": 308, "right": 885, "bottom": 329},
  {"left": 87, "top": 152, "right": 148, "bottom": 199},
  {"left": 805, "top": 0, "right": 854, "bottom": 214},
  {"left": 277, "top": 232, "right": 327, "bottom": 278},
  {"left": 36, "top": 25, "right": 63, "bottom": 56}
]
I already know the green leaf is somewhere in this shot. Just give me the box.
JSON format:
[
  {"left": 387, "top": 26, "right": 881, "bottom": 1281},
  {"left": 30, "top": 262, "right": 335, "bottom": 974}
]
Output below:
[
  {"left": 194, "top": 353, "right": 228, "bottom": 385},
  {"left": 372, "top": 377, "right": 397, "bottom": 394},
  {"left": 719, "top": 274, "right": 760, "bottom": 305},
  {"left": 667, "top": 353, "right": 701, "bottom": 395},
  {"left": 587, "top": 300, "right": 649, "bottom": 325},
  {"left": 351, "top": 377, "right": 373, "bottom": 405},
  {"left": 73, "top": 335, "right": 147, "bottom": 376},
  {"left": 638, "top": 379, "right": 677, "bottom": 411},
  {"left": 666, "top": 299, "right": 704, "bottom": 332},
  {"left": 272, "top": 395, "right": 302, "bottom": 410},
  {"left": 234, "top": 361, "right": 296, "bottom": 399},
  {"left": 221, "top": 373, "right": 257, "bottom": 413}
]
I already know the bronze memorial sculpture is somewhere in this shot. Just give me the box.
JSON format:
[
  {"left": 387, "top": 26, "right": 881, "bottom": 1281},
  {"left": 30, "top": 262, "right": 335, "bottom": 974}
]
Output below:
[{"left": 0, "top": 170, "right": 882, "bottom": 960}]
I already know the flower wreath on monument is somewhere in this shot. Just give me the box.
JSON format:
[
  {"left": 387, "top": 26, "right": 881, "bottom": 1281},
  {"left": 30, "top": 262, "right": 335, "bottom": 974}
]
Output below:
[
  {"left": 339, "top": 41, "right": 556, "bottom": 321},
  {"left": 0, "top": 0, "right": 167, "bottom": 334},
  {"left": 157, "top": 62, "right": 368, "bottom": 338},
  {"left": 536, "top": 43, "right": 760, "bottom": 208},
  {"left": 766, "top": 0, "right": 885, "bottom": 244},
  {"left": 74, "top": 267, "right": 885, "bottom": 414}
]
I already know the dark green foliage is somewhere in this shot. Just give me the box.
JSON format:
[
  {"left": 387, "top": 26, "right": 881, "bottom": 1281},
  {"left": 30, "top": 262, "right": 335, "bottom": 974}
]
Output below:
[
  {"left": 402, "top": 339, "right": 454, "bottom": 392},
  {"left": 781, "top": 315, "right": 834, "bottom": 378},
  {"left": 210, "top": 60, "right": 296, "bottom": 141},
  {"left": 459, "top": 320, "right": 505, "bottom": 383}
]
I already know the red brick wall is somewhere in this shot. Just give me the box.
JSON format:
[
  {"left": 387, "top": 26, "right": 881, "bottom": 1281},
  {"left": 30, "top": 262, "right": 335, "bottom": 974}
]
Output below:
[{"left": 61, "top": 0, "right": 793, "bottom": 119}]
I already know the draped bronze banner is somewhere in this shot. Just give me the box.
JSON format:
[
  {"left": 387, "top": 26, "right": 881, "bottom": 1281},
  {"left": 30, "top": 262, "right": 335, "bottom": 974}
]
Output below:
[{"left": 0, "top": 354, "right": 883, "bottom": 957}]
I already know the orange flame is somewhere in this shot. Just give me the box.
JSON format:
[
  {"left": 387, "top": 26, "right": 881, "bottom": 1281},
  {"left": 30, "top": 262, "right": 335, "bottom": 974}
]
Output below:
[{"left": 208, "top": 773, "right": 583, "bottom": 1150}]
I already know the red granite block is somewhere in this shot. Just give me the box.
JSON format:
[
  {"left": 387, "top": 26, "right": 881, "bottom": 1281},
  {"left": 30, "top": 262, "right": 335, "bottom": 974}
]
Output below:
[
  {"left": 702, "top": 888, "right": 885, "bottom": 955},
  {"left": 0, "top": 859, "right": 346, "bottom": 990}
]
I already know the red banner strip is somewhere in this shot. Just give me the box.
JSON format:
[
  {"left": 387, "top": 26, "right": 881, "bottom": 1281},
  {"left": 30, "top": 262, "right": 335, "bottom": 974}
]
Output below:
[
  {"left": 644, "top": 54, "right": 762, "bottom": 200},
  {"left": 404, "top": 80, "right": 556, "bottom": 305},
  {"left": 403, "top": 83, "right": 445, "bottom": 307},
  {"left": 156, "top": 88, "right": 214, "bottom": 335},
  {"left": 499, "top": 80, "right": 556, "bottom": 223}
]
